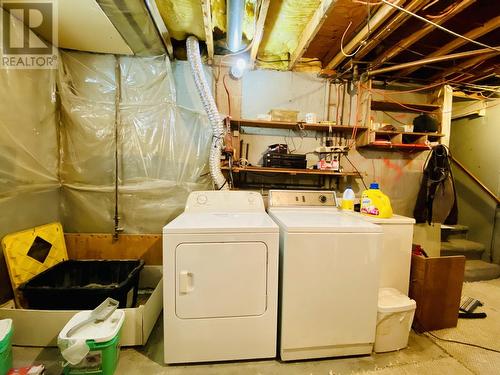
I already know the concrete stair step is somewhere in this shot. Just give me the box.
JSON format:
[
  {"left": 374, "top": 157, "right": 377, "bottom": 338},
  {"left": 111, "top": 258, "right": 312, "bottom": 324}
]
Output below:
[
  {"left": 441, "top": 238, "right": 485, "bottom": 260},
  {"left": 441, "top": 224, "right": 469, "bottom": 241},
  {"left": 464, "top": 260, "right": 500, "bottom": 282}
]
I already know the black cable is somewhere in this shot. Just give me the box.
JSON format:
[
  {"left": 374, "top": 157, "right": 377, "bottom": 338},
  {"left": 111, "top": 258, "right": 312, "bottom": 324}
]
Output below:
[
  {"left": 344, "top": 155, "right": 368, "bottom": 190},
  {"left": 425, "top": 331, "right": 500, "bottom": 354}
]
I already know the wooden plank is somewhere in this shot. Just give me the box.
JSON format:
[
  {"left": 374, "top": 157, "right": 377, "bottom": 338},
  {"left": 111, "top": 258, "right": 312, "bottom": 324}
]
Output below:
[
  {"left": 201, "top": 0, "right": 214, "bottom": 64},
  {"left": 346, "top": 0, "right": 430, "bottom": 65},
  {"left": 222, "top": 165, "right": 361, "bottom": 176},
  {"left": 400, "top": 15, "right": 500, "bottom": 77},
  {"left": 231, "top": 118, "right": 368, "bottom": 132},
  {"left": 288, "top": 0, "right": 337, "bottom": 69},
  {"left": 369, "top": 0, "right": 476, "bottom": 70},
  {"left": 249, "top": 0, "right": 270, "bottom": 69},
  {"left": 324, "top": 1, "right": 399, "bottom": 70},
  {"left": 65, "top": 233, "right": 162, "bottom": 265},
  {"left": 144, "top": 0, "right": 173, "bottom": 58}
]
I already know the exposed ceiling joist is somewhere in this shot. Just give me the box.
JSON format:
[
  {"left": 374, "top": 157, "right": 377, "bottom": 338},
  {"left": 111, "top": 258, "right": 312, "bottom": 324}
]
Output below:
[
  {"left": 201, "top": 0, "right": 214, "bottom": 64},
  {"left": 430, "top": 52, "right": 498, "bottom": 81},
  {"left": 144, "top": 0, "right": 173, "bottom": 58},
  {"left": 369, "top": 0, "right": 476, "bottom": 70},
  {"left": 324, "top": 1, "right": 400, "bottom": 71},
  {"left": 250, "top": 0, "right": 270, "bottom": 69},
  {"left": 288, "top": 0, "right": 337, "bottom": 69},
  {"left": 400, "top": 14, "right": 500, "bottom": 77},
  {"left": 347, "top": 0, "right": 430, "bottom": 65},
  {"left": 367, "top": 47, "right": 498, "bottom": 77}
]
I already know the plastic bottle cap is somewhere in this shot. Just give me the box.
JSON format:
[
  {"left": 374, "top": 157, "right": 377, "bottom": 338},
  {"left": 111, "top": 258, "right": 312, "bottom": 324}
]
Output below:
[{"left": 370, "top": 183, "right": 379, "bottom": 189}]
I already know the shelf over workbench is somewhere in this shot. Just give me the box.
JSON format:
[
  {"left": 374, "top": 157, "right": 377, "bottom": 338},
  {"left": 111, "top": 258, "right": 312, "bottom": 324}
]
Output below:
[
  {"left": 230, "top": 118, "right": 368, "bottom": 133},
  {"left": 222, "top": 165, "right": 361, "bottom": 177},
  {"left": 371, "top": 100, "right": 441, "bottom": 113}
]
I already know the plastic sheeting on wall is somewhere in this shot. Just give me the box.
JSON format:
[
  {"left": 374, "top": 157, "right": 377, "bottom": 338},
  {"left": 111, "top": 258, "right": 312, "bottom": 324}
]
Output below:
[
  {"left": 257, "top": 0, "right": 320, "bottom": 69},
  {"left": 58, "top": 51, "right": 212, "bottom": 233}
]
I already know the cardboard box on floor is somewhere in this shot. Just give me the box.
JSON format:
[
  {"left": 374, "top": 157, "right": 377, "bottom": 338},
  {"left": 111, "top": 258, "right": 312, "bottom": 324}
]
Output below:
[{"left": 0, "top": 266, "right": 163, "bottom": 347}]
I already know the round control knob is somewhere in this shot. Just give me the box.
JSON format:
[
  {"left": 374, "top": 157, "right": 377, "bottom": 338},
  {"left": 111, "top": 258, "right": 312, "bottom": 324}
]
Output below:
[
  {"left": 196, "top": 194, "right": 208, "bottom": 205},
  {"left": 248, "top": 195, "right": 255, "bottom": 204},
  {"left": 319, "top": 195, "right": 327, "bottom": 203}
]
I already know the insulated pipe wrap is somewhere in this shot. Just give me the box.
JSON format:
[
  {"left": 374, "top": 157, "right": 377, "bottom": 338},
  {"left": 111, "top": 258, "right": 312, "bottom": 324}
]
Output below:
[{"left": 186, "top": 36, "right": 227, "bottom": 189}]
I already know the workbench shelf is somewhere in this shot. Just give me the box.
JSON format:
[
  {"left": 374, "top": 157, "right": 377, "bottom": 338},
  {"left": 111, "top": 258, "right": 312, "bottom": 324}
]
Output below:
[
  {"left": 222, "top": 165, "right": 361, "bottom": 177},
  {"left": 371, "top": 100, "right": 440, "bottom": 113},
  {"left": 230, "top": 118, "right": 368, "bottom": 133}
]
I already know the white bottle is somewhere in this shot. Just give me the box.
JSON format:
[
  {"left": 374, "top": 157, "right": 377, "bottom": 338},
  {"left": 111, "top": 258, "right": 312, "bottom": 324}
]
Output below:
[{"left": 341, "top": 186, "right": 355, "bottom": 211}]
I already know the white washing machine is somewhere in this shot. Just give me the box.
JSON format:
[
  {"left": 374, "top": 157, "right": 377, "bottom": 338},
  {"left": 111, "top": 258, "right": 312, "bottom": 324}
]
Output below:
[
  {"left": 163, "top": 190, "right": 279, "bottom": 364},
  {"left": 268, "top": 190, "right": 383, "bottom": 361},
  {"left": 344, "top": 212, "right": 415, "bottom": 294}
]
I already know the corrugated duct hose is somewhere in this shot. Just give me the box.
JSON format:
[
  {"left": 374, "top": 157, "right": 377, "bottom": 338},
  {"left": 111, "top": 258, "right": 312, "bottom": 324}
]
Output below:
[{"left": 186, "top": 36, "right": 228, "bottom": 190}]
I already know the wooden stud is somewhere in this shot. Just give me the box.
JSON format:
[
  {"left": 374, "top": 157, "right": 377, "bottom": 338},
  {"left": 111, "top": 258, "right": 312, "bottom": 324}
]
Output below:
[
  {"left": 201, "top": 0, "right": 214, "bottom": 64},
  {"left": 369, "top": 0, "right": 476, "bottom": 70},
  {"left": 250, "top": 0, "right": 271, "bottom": 69},
  {"left": 400, "top": 15, "right": 500, "bottom": 77},
  {"left": 288, "top": 0, "right": 337, "bottom": 69}
]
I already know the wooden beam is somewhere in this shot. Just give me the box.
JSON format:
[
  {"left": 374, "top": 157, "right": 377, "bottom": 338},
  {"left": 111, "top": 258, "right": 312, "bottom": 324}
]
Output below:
[
  {"left": 250, "top": 0, "right": 270, "bottom": 69},
  {"left": 400, "top": 15, "right": 500, "bottom": 77},
  {"left": 369, "top": 0, "right": 476, "bottom": 70},
  {"left": 348, "top": 0, "right": 430, "bottom": 64},
  {"left": 288, "top": 0, "right": 337, "bottom": 69},
  {"left": 144, "top": 0, "right": 173, "bottom": 58},
  {"left": 325, "top": 1, "right": 401, "bottom": 70},
  {"left": 201, "top": 0, "right": 214, "bottom": 64},
  {"left": 430, "top": 52, "right": 498, "bottom": 81}
]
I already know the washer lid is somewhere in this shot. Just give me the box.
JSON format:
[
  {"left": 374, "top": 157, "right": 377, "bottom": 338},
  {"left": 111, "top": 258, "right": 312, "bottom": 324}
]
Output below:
[
  {"left": 164, "top": 212, "right": 279, "bottom": 234},
  {"left": 268, "top": 209, "right": 382, "bottom": 233},
  {"left": 378, "top": 288, "right": 416, "bottom": 313}
]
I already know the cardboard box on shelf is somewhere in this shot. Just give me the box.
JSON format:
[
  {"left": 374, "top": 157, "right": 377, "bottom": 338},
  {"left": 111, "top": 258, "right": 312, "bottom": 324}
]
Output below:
[{"left": 0, "top": 266, "right": 162, "bottom": 347}]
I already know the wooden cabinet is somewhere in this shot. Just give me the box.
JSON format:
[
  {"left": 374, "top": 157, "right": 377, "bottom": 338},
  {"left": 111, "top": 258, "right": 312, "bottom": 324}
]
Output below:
[
  {"left": 409, "top": 254, "right": 465, "bottom": 332},
  {"left": 357, "top": 80, "right": 448, "bottom": 151}
]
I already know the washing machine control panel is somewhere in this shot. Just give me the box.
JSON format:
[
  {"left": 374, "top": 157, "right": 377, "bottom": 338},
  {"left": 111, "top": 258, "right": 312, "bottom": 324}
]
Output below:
[
  {"left": 185, "top": 191, "right": 265, "bottom": 212},
  {"left": 269, "top": 190, "right": 338, "bottom": 207}
]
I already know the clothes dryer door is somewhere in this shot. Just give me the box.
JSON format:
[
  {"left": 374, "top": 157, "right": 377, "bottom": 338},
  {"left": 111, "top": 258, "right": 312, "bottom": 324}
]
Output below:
[{"left": 175, "top": 241, "right": 267, "bottom": 319}]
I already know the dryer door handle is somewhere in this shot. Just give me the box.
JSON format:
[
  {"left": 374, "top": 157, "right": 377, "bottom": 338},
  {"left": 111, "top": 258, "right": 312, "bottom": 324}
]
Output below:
[{"left": 179, "top": 271, "right": 194, "bottom": 294}]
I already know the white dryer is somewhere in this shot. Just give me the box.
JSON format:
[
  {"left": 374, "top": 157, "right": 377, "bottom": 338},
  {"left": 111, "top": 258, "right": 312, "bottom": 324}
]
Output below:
[
  {"left": 268, "top": 190, "right": 383, "bottom": 361},
  {"left": 163, "top": 191, "right": 279, "bottom": 364}
]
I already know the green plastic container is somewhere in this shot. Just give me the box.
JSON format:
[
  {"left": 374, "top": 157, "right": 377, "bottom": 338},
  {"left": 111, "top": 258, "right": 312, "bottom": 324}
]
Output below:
[
  {"left": 63, "top": 331, "right": 122, "bottom": 375},
  {"left": 0, "top": 319, "right": 13, "bottom": 375},
  {"left": 59, "top": 309, "right": 124, "bottom": 375}
]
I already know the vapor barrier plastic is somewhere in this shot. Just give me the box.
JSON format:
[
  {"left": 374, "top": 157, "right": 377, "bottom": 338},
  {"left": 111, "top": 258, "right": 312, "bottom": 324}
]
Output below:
[{"left": 58, "top": 51, "right": 212, "bottom": 233}]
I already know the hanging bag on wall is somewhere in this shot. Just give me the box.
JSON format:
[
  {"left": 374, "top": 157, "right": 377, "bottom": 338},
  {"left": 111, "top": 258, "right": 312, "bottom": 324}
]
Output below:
[{"left": 413, "top": 145, "right": 458, "bottom": 224}]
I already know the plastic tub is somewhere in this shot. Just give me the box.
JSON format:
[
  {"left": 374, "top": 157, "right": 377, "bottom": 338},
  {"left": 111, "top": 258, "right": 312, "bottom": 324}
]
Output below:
[
  {"left": 0, "top": 319, "right": 13, "bottom": 375},
  {"left": 19, "top": 260, "right": 144, "bottom": 310},
  {"left": 59, "top": 310, "right": 125, "bottom": 375},
  {"left": 374, "top": 288, "right": 416, "bottom": 353}
]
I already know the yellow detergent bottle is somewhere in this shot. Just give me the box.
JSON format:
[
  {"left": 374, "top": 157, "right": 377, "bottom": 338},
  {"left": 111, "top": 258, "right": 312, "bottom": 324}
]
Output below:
[{"left": 360, "top": 183, "right": 393, "bottom": 218}]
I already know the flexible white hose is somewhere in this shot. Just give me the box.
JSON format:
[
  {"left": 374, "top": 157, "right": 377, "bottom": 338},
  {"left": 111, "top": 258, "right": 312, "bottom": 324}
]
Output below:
[{"left": 186, "top": 36, "right": 227, "bottom": 190}]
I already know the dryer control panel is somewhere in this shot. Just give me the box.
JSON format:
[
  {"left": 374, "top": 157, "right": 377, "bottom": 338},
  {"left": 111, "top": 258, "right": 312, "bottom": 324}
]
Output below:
[
  {"left": 269, "top": 190, "right": 338, "bottom": 207},
  {"left": 185, "top": 191, "right": 265, "bottom": 212}
]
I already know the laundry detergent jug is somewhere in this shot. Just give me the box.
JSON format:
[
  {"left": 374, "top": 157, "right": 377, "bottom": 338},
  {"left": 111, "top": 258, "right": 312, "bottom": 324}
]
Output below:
[{"left": 360, "top": 183, "right": 393, "bottom": 218}]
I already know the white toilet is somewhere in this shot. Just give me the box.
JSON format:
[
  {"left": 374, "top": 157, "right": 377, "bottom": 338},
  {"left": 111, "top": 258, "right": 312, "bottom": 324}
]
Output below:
[{"left": 374, "top": 288, "right": 416, "bottom": 353}]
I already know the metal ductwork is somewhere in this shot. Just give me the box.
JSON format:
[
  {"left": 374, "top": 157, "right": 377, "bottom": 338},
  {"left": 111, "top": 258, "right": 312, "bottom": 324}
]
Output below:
[{"left": 226, "top": 0, "right": 245, "bottom": 52}]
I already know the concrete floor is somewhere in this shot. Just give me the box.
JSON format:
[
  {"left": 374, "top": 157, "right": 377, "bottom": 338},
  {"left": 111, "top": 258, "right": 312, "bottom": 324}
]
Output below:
[
  {"left": 10, "top": 319, "right": 472, "bottom": 375},
  {"left": 12, "top": 278, "right": 500, "bottom": 374}
]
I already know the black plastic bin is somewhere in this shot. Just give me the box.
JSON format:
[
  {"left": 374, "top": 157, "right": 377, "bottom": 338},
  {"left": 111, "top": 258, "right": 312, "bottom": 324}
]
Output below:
[{"left": 19, "top": 259, "right": 145, "bottom": 310}]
